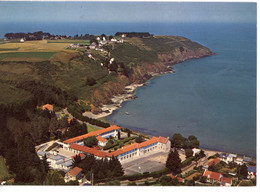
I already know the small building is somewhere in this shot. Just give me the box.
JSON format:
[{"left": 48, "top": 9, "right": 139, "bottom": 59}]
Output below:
[
  {"left": 20, "top": 38, "right": 24, "bottom": 43},
  {"left": 169, "top": 174, "right": 185, "bottom": 183},
  {"left": 220, "top": 177, "right": 232, "bottom": 186},
  {"left": 64, "top": 167, "right": 82, "bottom": 183},
  {"left": 89, "top": 42, "right": 97, "bottom": 49},
  {"left": 247, "top": 166, "right": 256, "bottom": 179},
  {"left": 121, "top": 34, "right": 126, "bottom": 38},
  {"left": 203, "top": 170, "right": 232, "bottom": 186},
  {"left": 96, "top": 136, "right": 108, "bottom": 147},
  {"left": 204, "top": 157, "right": 221, "bottom": 169},
  {"left": 234, "top": 156, "right": 243, "bottom": 165},
  {"left": 243, "top": 156, "right": 252, "bottom": 163},
  {"left": 68, "top": 118, "right": 72, "bottom": 124},
  {"left": 219, "top": 153, "right": 228, "bottom": 163},
  {"left": 192, "top": 148, "right": 201, "bottom": 155},
  {"left": 42, "top": 104, "right": 53, "bottom": 111},
  {"left": 203, "top": 170, "right": 223, "bottom": 184},
  {"left": 227, "top": 154, "right": 237, "bottom": 162},
  {"left": 110, "top": 38, "right": 117, "bottom": 42}
]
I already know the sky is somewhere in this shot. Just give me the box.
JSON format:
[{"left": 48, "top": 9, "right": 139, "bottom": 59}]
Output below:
[{"left": 0, "top": 1, "right": 256, "bottom": 24}]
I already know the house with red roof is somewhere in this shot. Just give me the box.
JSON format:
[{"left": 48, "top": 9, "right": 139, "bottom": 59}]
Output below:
[
  {"left": 42, "top": 104, "right": 53, "bottom": 111},
  {"left": 204, "top": 157, "right": 221, "bottom": 169},
  {"left": 96, "top": 136, "right": 108, "bottom": 147},
  {"left": 203, "top": 170, "right": 232, "bottom": 186},
  {"left": 64, "top": 166, "right": 82, "bottom": 183},
  {"left": 247, "top": 165, "right": 256, "bottom": 179},
  {"left": 169, "top": 174, "right": 185, "bottom": 183}
]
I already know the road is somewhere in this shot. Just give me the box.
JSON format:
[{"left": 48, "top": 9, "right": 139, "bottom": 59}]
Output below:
[{"left": 62, "top": 108, "right": 104, "bottom": 130}]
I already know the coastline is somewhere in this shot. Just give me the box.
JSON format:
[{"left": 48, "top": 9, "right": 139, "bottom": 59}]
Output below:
[{"left": 83, "top": 70, "right": 173, "bottom": 119}]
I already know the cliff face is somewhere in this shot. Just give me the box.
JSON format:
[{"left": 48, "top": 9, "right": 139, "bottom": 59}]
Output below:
[{"left": 89, "top": 41, "right": 214, "bottom": 110}]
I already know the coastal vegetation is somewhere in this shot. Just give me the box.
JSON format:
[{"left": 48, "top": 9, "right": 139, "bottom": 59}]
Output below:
[{"left": 0, "top": 32, "right": 214, "bottom": 185}]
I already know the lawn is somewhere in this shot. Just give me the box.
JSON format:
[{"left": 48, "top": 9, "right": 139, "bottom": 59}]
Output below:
[
  {"left": 88, "top": 125, "right": 101, "bottom": 133},
  {"left": 185, "top": 172, "right": 202, "bottom": 181},
  {"left": 0, "top": 156, "right": 10, "bottom": 181},
  {"left": 0, "top": 52, "right": 57, "bottom": 61}
]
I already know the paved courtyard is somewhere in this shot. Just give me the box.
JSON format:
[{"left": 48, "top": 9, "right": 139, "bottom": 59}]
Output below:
[{"left": 122, "top": 151, "right": 168, "bottom": 175}]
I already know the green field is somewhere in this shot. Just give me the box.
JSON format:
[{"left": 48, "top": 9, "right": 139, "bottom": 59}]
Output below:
[
  {"left": 87, "top": 125, "right": 101, "bottom": 133},
  {"left": 47, "top": 39, "right": 90, "bottom": 44},
  {"left": 0, "top": 48, "right": 19, "bottom": 52},
  {"left": 0, "top": 52, "right": 57, "bottom": 61},
  {"left": 0, "top": 156, "right": 10, "bottom": 181}
]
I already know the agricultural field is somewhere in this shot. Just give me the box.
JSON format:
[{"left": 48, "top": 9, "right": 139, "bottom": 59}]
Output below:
[
  {"left": 0, "top": 52, "right": 57, "bottom": 61},
  {"left": 47, "top": 39, "right": 90, "bottom": 44}
]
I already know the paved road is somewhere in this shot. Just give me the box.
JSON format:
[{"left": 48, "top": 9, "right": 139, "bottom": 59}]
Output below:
[{"left": 62, "top": 108, "right": 104, "bottom": 130}]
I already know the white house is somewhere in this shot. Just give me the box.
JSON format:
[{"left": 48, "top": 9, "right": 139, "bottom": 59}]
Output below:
[
  {"left": 20, "top": 38, "right": 24, "bottom": 43},
  {"left": 96, "top": 136, "right": 108, "bottom": 147}
]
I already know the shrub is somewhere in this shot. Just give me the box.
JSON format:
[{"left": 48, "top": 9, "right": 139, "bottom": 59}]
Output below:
[{"left": 181, "top": 157, "right": 194, "bottom": 168}]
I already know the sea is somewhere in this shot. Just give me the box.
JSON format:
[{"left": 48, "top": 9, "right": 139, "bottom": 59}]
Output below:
[{"left": 0, "top": 22, "right": 256, "bottom": 157}]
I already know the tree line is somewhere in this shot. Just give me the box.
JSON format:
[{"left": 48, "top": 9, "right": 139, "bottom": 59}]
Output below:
[
  {"left": 115, "top": 32, "right": 153, "bottom": 38},
  {"left": 4, "top": 31, "right": 71, "bottom": 40}
]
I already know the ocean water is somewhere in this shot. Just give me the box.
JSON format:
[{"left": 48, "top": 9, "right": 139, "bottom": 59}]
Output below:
[
  {"left": 0, "top": 22, "right": 256, "bottom": 157},
  {"left": 106, "top": 22, "right": 256, "bottom": 157}
]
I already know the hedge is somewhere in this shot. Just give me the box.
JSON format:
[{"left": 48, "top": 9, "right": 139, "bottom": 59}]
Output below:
[
  {"left": 181, "top": 157, "right": 194, "bottom": 168},
  {"left": 95, "top": 168, "right": 170, "bottom": 183}
]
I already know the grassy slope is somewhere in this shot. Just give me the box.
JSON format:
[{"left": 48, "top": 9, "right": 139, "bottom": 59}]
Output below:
[
  {"left": 0, "top": 37, "right": 211, "bottom": 105},
  {"left": 0, "top": 156, "right": 10, "bottom": 180}
]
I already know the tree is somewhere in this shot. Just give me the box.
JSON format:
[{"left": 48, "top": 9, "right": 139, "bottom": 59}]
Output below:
[
  {"left": 110, "top": 156, "right": 124, "bottom": 177},
  {"left": 237, "top": 163, "right": 248, "bottom": 179},
  {"left": 185, "top": 148, "right": 193, "bottom": 158},
  {"left": 127, "top": 181, "right": 137, "bottom": 186},
  {"left": 85, "top": 77, "right": 96, "bottom": 86},
  {"left": 127, "top": 132, "right": 131, "bottom": 137},
  {"left": 166, "top": 149, "right": 181, "bottom": 174},
  {"left": 84, "top": 136, "right": 98, "bottom": 148},
  {"left": 42, "top": 154, "right": 50, "bottom": 174},
  {"left": 188, "top": 135, "right": 200, "bottom": 148},
  {"left": 135, "top": 135, "right": 144, "bottom": 143},
  {"left": 72, "top": 154, "right": 82, "bottom": 168},
  {"left": 159, "top": 175, "right": 174, "bottom": 186},
  {"left": 117, "top": 131, "right": 121, "bottom": 140},
  {"left": 44, "top": 170, "right": 65, "bottom": 185},
  {"left": 171, "top": 133, "right": 187, "bottom": 149}
]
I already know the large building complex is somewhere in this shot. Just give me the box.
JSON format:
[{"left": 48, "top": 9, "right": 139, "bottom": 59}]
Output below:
[{"left": 37, "top": 125, "right": 171, "bottom": 171}]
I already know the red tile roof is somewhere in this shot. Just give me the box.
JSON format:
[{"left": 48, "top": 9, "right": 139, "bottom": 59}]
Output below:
[
  {"left": 66, "top": 167, "right": 82, "bottom": 176},
  {"left": 68, "top": 118, "right": 72, "bottom": 124},
  {"left": 203, "top": 170, "right": 222, "bottom": 181},
  {"left": 158, "top": 136, "right": 168, "bottom": 144},
  {"left": 64, "top": 125, "right": 121, "bottom": 144},
  {"left": 109, "top": 136, "right": 168, "bottom": 157},
  {"left": 221, "top": 177, "right": 232, "bottom": 184},
  {"left": 69, "top": 136, "right": 168, "bottom": 158},
  {"left": 208, "top": 158, "right": 221, "bottom": 167},
  {"left": 70, "top": 143, "right": 108, "bottom": 158},
  {"left": 42, "top": 104, "right": 53, "bottom": 111},
  {"left": 169, "top": 174, "right": 184, "bottom": 182},
  {"left": 96, "top": 136, "right": 107, "bottom": 143},
  {"left": 72, "top": 153, "right": 85, "bottom": 159}
]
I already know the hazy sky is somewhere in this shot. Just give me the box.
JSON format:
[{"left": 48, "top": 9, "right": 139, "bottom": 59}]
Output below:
[{"left": 0, "top": 1, "right": 256, "bottom": 23}]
